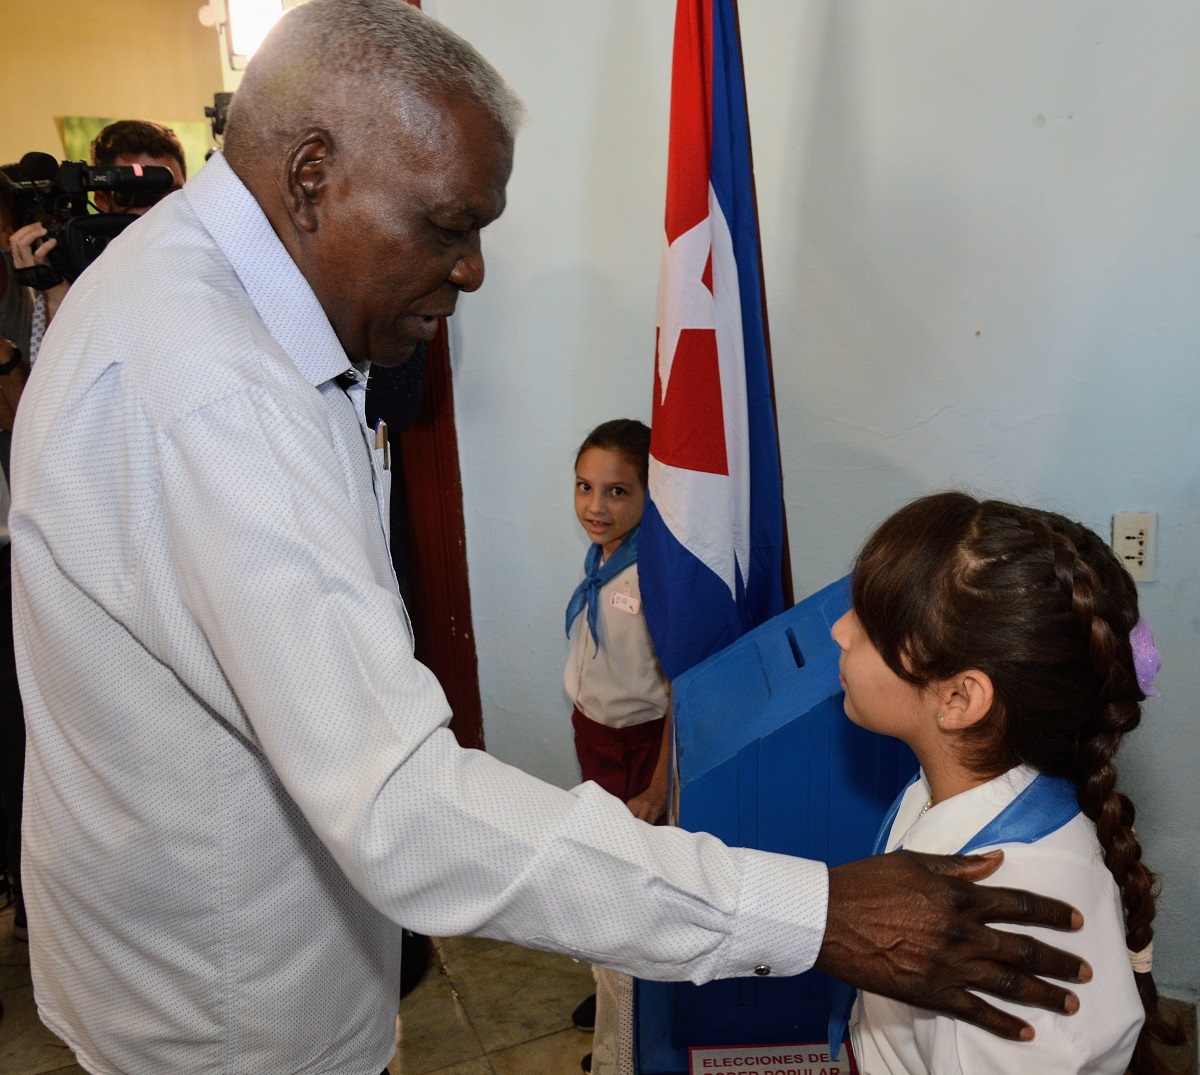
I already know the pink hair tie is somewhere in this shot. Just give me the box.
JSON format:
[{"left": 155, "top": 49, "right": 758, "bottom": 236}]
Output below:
[{"left": 1130, "top": 617, "right": 1161, "bottom": 697}]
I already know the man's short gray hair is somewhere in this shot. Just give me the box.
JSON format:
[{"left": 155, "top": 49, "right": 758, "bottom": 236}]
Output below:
[{"left": 224, "top": 0, "right": 524, "bottom": 160}]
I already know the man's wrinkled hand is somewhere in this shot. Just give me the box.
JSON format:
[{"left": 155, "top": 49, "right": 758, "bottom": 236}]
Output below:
[{"left": 816, "top": 850, "right": 1089, "bottom": 1041}]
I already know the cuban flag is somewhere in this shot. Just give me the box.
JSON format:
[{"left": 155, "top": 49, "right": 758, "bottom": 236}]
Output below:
[{"left": 641, "top": 0, "right": 787, "bottom": 682}]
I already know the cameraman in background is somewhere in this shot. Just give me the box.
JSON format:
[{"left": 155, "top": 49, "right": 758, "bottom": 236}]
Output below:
[
  {"left": 89, "top": 119, "right": 187, "bottom": 210},
  {"left": 8, "top": 119, "right": 187, "bottom": 358}
]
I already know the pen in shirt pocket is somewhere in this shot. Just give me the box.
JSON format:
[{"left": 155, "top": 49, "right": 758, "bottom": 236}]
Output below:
[{"left": 374, "top": 419, "right": 389, "bottom": 470}]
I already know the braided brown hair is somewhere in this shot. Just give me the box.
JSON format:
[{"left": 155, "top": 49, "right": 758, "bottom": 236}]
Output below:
[{"left": 851, "top": 491, "right": 1182, "bottom": 1074}]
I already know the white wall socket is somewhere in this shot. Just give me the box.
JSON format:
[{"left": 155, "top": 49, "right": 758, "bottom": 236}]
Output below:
[{"left": 1112, "top": 512, "right": 1156, "bottom": 582}]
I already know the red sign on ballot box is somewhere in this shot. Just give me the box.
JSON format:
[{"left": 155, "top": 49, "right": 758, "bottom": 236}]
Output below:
[{"left": 688, "top": 1041, "right": 858, "bottom": 1075}]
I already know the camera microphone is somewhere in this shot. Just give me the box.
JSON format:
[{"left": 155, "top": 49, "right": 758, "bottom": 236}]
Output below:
[
  {"left": 58, "top": 163, "right": 176, "bottom": 194},
  {"left": 16, "top": 154, "right": 175, "bottom": 195}
]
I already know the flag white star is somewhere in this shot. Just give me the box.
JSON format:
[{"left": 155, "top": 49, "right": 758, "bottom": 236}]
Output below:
[
  {"left": 655, "top": 215, "right": 714, "bottom": 404},
  {"left": 650, "top": 189, "right": 752, "bottom": 600}
]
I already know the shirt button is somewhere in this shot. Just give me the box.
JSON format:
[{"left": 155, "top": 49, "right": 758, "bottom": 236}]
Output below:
[{"left": 753, "top": 964, "right": 771, "bottom": 976}]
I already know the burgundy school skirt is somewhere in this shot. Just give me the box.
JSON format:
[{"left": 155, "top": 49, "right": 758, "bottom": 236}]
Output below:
[{"left": 571, "top": 706, "right": 665, "bottom": 802}]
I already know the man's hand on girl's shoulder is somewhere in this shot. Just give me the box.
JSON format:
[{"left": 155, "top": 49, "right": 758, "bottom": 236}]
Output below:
[{"left": 817, "top": 849, "right": 1088, "bottom": 1041}]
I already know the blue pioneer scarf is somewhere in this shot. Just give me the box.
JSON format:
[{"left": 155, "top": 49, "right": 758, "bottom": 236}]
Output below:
[
  {"left": 564, "top": 526, "right": 640, "bottom": 656},
  {"left": 827, "top": 770, "right": 1082, "bottom": 1054}
]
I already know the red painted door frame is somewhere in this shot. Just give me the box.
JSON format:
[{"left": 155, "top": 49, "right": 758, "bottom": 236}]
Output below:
[{"left": 397, "top": 321, "right": 485, "bottom": 750}]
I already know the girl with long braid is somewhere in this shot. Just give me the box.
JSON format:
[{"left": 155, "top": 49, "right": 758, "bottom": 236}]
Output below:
[{"left": 833, "top": 492, "right": 1181, "bottom": 1074}]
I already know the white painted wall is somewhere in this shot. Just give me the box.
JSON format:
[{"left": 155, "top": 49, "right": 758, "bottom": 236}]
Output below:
[{"left": 432, "top": 1, "right": 1200, "bottom": 999}]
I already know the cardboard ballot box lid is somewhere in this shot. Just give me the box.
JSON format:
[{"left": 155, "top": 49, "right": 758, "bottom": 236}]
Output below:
[
  {"left": 673, "top": 575, "right": 851, "bottom": 786},
  {"left": 671, "top": 574, "right": 915, "bottom": 866}
]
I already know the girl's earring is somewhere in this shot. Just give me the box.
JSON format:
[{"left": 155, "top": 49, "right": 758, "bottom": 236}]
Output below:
[{"left": 937, "top": 714, "right": 945, "bottom": 724}]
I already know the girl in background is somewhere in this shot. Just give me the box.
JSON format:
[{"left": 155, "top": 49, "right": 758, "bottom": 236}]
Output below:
[
  {"left": 833, "top": 491, "right": 1181, "bottom": 1074},
  {"left": 564, "top": 419, "right": 671, "bottom": 1074},
  {"left": 565, "top": 418, "right": 670, "bottom": 824}
]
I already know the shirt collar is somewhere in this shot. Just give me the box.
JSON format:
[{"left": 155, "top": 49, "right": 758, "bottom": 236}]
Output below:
[
  {"left": 183, "top": 151, "right": 351, "bottom": 388},
  {"left": 894, "top": 764, "right": 1039, "bottom": 854}
]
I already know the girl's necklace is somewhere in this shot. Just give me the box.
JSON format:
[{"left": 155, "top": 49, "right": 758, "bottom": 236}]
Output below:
[{"left": 919, "top": 796, "right": 934, "bottom": 818}]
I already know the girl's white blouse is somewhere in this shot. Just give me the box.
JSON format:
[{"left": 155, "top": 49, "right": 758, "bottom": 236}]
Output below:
[{"left": 853, "top": 765, "right": 1143, "bottom": 1075}]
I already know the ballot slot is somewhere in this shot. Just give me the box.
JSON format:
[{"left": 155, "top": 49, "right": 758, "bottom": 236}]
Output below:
[{"left": 784, "top": 626, "right": 805, "bottom": 669}]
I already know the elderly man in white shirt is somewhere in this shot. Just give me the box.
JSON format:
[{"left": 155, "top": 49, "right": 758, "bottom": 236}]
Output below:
[{"left": 10, "top": 2, "right": 1088, "bottom": 1072}]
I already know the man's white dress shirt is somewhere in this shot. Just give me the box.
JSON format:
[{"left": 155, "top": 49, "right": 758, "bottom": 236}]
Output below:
[
  {"left": 10, "top": 153, "right": 828, "bottom": 1075},
  {"left": 852, "top": 766, "right": 1142, "bottom": 1075}
]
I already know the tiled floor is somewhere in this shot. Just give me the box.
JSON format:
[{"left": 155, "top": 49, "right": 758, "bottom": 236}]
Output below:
[
  {"left": 387, "top": 935, "right": 594, "bottom": 1074},
  {"left": 0, "top": 902, "right": 595, "bottom": 1075},
  {"left": 2, "top": 898, "right": 1195, "bottom": 1075}
]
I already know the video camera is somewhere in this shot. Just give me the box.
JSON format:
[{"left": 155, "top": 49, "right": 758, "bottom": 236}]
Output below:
[{"left": 6, "top": 151, "right": 176, "bottom": 286}]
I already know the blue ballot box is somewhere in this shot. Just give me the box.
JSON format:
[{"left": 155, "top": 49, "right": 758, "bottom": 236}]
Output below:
[{"left": 634, "top": 575, "right": 917, "bottom": 1074}]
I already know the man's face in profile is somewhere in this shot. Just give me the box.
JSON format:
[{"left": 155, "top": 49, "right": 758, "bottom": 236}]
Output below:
[
  {"left": 95, "top": 152, "right": 186, "bottom": 216},
  {"left": 300, "top": 96, "right": 514, "bottom": 368}
]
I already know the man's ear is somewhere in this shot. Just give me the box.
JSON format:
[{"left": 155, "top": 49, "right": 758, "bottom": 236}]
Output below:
[
  {"left": 936, "top": 669, "right": 994, "bottom": 730},
  {"left": 284, "top": 129, "right": 335, "bottom": 234}
]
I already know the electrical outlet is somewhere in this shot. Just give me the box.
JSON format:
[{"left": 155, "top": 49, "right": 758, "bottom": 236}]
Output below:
[{"left": 1111, "top": 512, "right": 1156, "bottom": 582}]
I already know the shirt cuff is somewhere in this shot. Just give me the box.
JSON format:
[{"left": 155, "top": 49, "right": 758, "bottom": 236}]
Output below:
[{"left": 713, "top": 848, "right": 829, "bottom": 980}]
